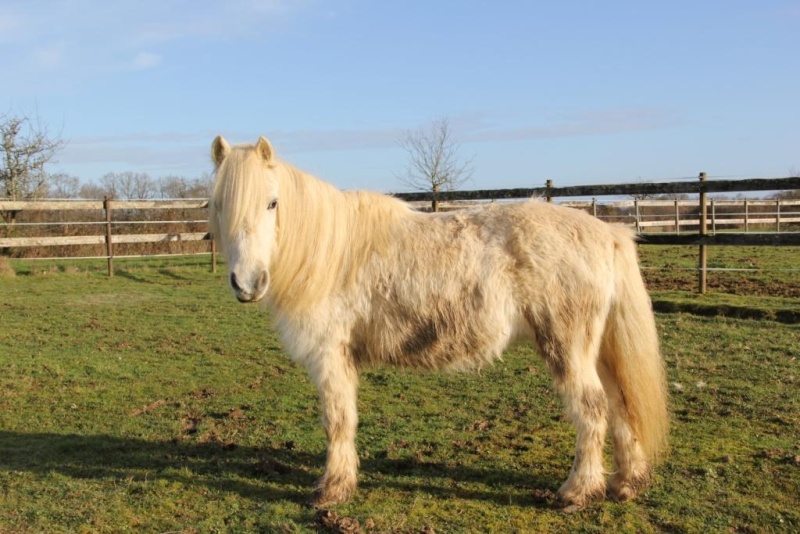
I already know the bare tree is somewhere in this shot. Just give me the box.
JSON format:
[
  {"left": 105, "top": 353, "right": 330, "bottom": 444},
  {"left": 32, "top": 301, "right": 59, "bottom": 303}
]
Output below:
[
  {"left": 99, "top": 171, "right": 155, "bottom": 200},
  {"left": 1, "top": 112, "right": 64, "bottom": 201},
  {"left": 79, "top": 182, "right": 108, "bottom": 200},
  {"left": 194, "top": 172, "right": 215, "bottom": 198},
  {"left": 48, "top": 172, "right": 80, "bottom": 198},
  {"left": 397, "top": 117, "right": 474, "bottom": 212},
  {"left": 157, "top": 175, "right": 190, "bottom": 199},
  {"left": 157, "top": 174, "right": 213, "bottom": 199}
]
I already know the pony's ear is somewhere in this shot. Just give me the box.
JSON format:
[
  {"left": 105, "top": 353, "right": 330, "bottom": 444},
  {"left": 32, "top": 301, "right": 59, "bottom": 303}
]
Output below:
[
  {"left": 255, "top": 136, "right": 274, "bottom": 163},
  {"left": 211, "top": 136, "right": 231, "bottom": 165}
]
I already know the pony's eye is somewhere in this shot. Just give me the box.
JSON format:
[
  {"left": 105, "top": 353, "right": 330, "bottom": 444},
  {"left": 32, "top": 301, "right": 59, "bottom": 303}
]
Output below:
[{"left": 267, "top": 199, "right": 278, "bottom": 210}]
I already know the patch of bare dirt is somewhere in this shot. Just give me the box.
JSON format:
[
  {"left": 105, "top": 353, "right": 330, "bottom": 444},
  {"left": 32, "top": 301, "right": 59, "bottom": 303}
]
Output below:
[
  {"left": 130, "top": 399, "right": 165, "bottom": 417},
  {"left": 314, "top": 509, "right": 364, "bottom": 533},
  {"left": 643, "top": 270, "right": 800, "bottom": 298}
]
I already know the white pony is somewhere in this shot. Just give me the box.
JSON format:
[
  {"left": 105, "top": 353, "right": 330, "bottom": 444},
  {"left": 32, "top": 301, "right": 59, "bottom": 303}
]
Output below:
[{"left": 209, "top": 136, "right": 668, "bottom": 510}]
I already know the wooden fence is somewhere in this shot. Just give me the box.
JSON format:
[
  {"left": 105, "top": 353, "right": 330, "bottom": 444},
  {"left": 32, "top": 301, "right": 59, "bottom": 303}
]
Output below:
[
  {"left": 1, "top": 174, "right": 799, "bottom": 291},
  {"left": 0, "top": 198, "right": 216, "bottom": 277}
]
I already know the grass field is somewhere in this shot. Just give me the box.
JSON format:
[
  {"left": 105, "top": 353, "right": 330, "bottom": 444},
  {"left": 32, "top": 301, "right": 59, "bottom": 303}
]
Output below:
[{"left": 0, "top": 255, "right": 798, "bottom": 533}]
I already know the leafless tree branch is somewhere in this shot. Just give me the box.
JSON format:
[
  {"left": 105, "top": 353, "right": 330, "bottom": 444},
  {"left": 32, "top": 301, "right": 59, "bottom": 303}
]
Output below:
[
  {"left": 1, "top": 112, "right": 64, "bottom": 201},
  {"left": 396, "top": 117, "right": 474, "bottom": 211}
]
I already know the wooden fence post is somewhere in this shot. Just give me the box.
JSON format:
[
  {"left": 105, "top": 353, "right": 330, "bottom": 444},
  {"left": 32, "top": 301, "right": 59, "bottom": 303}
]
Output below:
[
  {"left": 545, "top": 179, "right": 553, "bottom": 203},
  {"left": 210, "top": 234, "right": 217, "bottom": 274},
  {"left": 103, "top": 196, "right": 114, "bottom": 277},
  {"left": 776, "top": 199, "right": 781, "bottom": 232},
  {"left": 711, "top": 200, "right": 716, "bottom": 235},
  {"left": 675, "top": 199, "right": 680, "bottom": 234},
  {"left": 744, "top": 199, "right": 749, "bottom": 232},
  {"left": 698, "top": 172, "right": 707, "bottom": 294}
]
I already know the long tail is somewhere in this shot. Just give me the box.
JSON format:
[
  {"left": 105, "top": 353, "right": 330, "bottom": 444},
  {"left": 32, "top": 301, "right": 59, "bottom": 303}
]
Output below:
[{"left": 601, "top": 233, "right": 669, "bottom": 462}]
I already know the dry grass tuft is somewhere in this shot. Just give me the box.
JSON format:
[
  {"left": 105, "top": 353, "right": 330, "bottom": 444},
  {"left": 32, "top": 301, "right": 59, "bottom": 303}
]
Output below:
[{"left": 0, "top": 257, "right": 15, "bottom": 277}]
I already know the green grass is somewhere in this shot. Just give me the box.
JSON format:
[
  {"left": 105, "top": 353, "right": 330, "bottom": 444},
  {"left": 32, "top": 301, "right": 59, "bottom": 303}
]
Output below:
[
  {"left": 3, "top": 253, "right": 216, "bottom": 276},
  {"left": 1, "top": 261, "right": 798, "bottom": 532}
]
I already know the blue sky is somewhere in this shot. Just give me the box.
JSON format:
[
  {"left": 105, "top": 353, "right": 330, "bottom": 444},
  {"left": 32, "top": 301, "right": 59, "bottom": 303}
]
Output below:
[{"left": 2, "top": 0, "right": 798, "bottom": 192}]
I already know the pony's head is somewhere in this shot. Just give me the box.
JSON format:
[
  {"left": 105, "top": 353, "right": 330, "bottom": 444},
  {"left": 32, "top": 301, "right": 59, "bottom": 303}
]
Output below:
[{"left": 209, "top": 135, "right": 280, "bottom": 303}]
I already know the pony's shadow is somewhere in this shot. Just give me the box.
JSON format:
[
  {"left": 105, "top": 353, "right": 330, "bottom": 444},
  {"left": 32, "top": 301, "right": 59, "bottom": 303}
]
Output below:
[
  {"left": 115, "top": 270, "right": 156, "bottom": 284},
  {"left": 0, "top": 431, "right": 556, "bottom": 508},
  {"left": 156, "top": 268, "right": 196, "bottom": 281},
  {"left": 114, "top": 269, "right": 195, "bottom": 283}
]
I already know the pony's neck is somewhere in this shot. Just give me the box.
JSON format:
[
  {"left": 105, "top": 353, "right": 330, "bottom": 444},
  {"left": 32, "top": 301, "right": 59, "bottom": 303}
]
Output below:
[{"left": 268, "top": 164, "right": 406, "bottom": 316}]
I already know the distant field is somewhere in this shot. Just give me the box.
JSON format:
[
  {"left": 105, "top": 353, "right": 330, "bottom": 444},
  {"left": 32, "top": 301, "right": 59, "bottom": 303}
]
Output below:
[{"left": 0, "top": 260, "right": 798, "bottom": 532}]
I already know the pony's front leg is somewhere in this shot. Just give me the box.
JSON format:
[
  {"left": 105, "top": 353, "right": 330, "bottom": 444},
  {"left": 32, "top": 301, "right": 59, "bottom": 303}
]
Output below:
[{"left": 308, "top": 348, "right": 360, "bottom": 507}]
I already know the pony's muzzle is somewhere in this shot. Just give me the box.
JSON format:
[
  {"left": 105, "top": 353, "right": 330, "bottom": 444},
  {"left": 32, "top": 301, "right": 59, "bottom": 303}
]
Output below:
[{"left": 230, "top": 271, "right": 269, "bottom": 303}]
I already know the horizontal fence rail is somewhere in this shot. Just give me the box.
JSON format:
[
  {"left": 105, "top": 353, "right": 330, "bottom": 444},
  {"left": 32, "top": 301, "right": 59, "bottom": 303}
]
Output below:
[
  {"left": 392, "top": 176, "right": 800, "bottom": 202},
  {"left": 640, "top": 233, "right": 800, "bottom": 246},
  {"left": 0, "top": 232, "right": 209, "bottom": 248},
  {"left": 1, "top": 175, "right": 798, "bottom": 289}
]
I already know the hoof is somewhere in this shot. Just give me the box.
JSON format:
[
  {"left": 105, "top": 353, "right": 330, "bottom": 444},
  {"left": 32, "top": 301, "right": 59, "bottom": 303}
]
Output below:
[
  {"left": 560, "top": 503, "right": 584, "bottom": 514},
  {"left": 607, "top": 483, "right": 636, "bottom": 502},
  {"left": 608, "top": 468, "right": 651, "bottom": 502},
  {"left": 309, "top": 477, "right": 356, "bottom": 507},
  {"left": 557, "top": 478, "right": 606, "bottom": 511}
]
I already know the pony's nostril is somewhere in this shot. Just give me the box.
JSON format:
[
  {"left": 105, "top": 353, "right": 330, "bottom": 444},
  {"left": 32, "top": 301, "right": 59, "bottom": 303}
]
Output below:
[{"left": 230, "top": 272, "right": 243, "bottom": 292}]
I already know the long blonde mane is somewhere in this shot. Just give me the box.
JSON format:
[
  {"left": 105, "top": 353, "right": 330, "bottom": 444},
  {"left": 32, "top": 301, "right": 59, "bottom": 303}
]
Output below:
[{"left": 211, "top": 145, "right": 411, "bottom": 315}]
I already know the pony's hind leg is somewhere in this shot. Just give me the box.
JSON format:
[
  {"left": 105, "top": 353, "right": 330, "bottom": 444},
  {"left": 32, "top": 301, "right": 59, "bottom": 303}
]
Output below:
[
  {"left": 306, "top": 346, "right": 360, "bottom": 507},
  {"left": 598, "top": 362, "right": 651, "bottom": 502}
]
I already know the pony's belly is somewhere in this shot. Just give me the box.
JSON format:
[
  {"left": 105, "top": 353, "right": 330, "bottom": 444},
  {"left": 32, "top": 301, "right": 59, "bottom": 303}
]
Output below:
[{"left": 351, "top": 312, "right": 515, "bottom": 372}]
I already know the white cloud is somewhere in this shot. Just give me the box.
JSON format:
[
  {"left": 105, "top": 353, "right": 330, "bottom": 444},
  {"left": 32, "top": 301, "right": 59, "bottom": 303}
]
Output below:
[
  {"left": 267, "top": 108, "right": 680, "bottom": 153},
  {"left": 787, "top": 5, "right": 800, "bottom": 18},
  {"left": 0, "top": 0, "right": 315, "bottom": 87},
  {"left": 459, "top": 108, "right": 680, "bottom": 144},
  {"left": 57, "top": 132, "right": 211, "bottom": 179},
  {"left": 32, "top": 43, "right": 66, "bottom": 70},
  {"left": 0, "top": 7, "right": 24, "bottom": 43},
  {"left": 68, "top": 107, "right": 675, "bottom": 155},
  {"left": 243, "top": 0, "right": 297, "bottom": 15},
  {"left": 85, "top": 0, "right": 309, "bottom": 44},
  {"left": 128, "top": 52, "right": 162, "bottom": 71},
  {"left": 128, "top": 0, "right": 313, "bottom": 43},
  {"left": 54, "top": 106, "right": 679, "bottom": 181}
]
